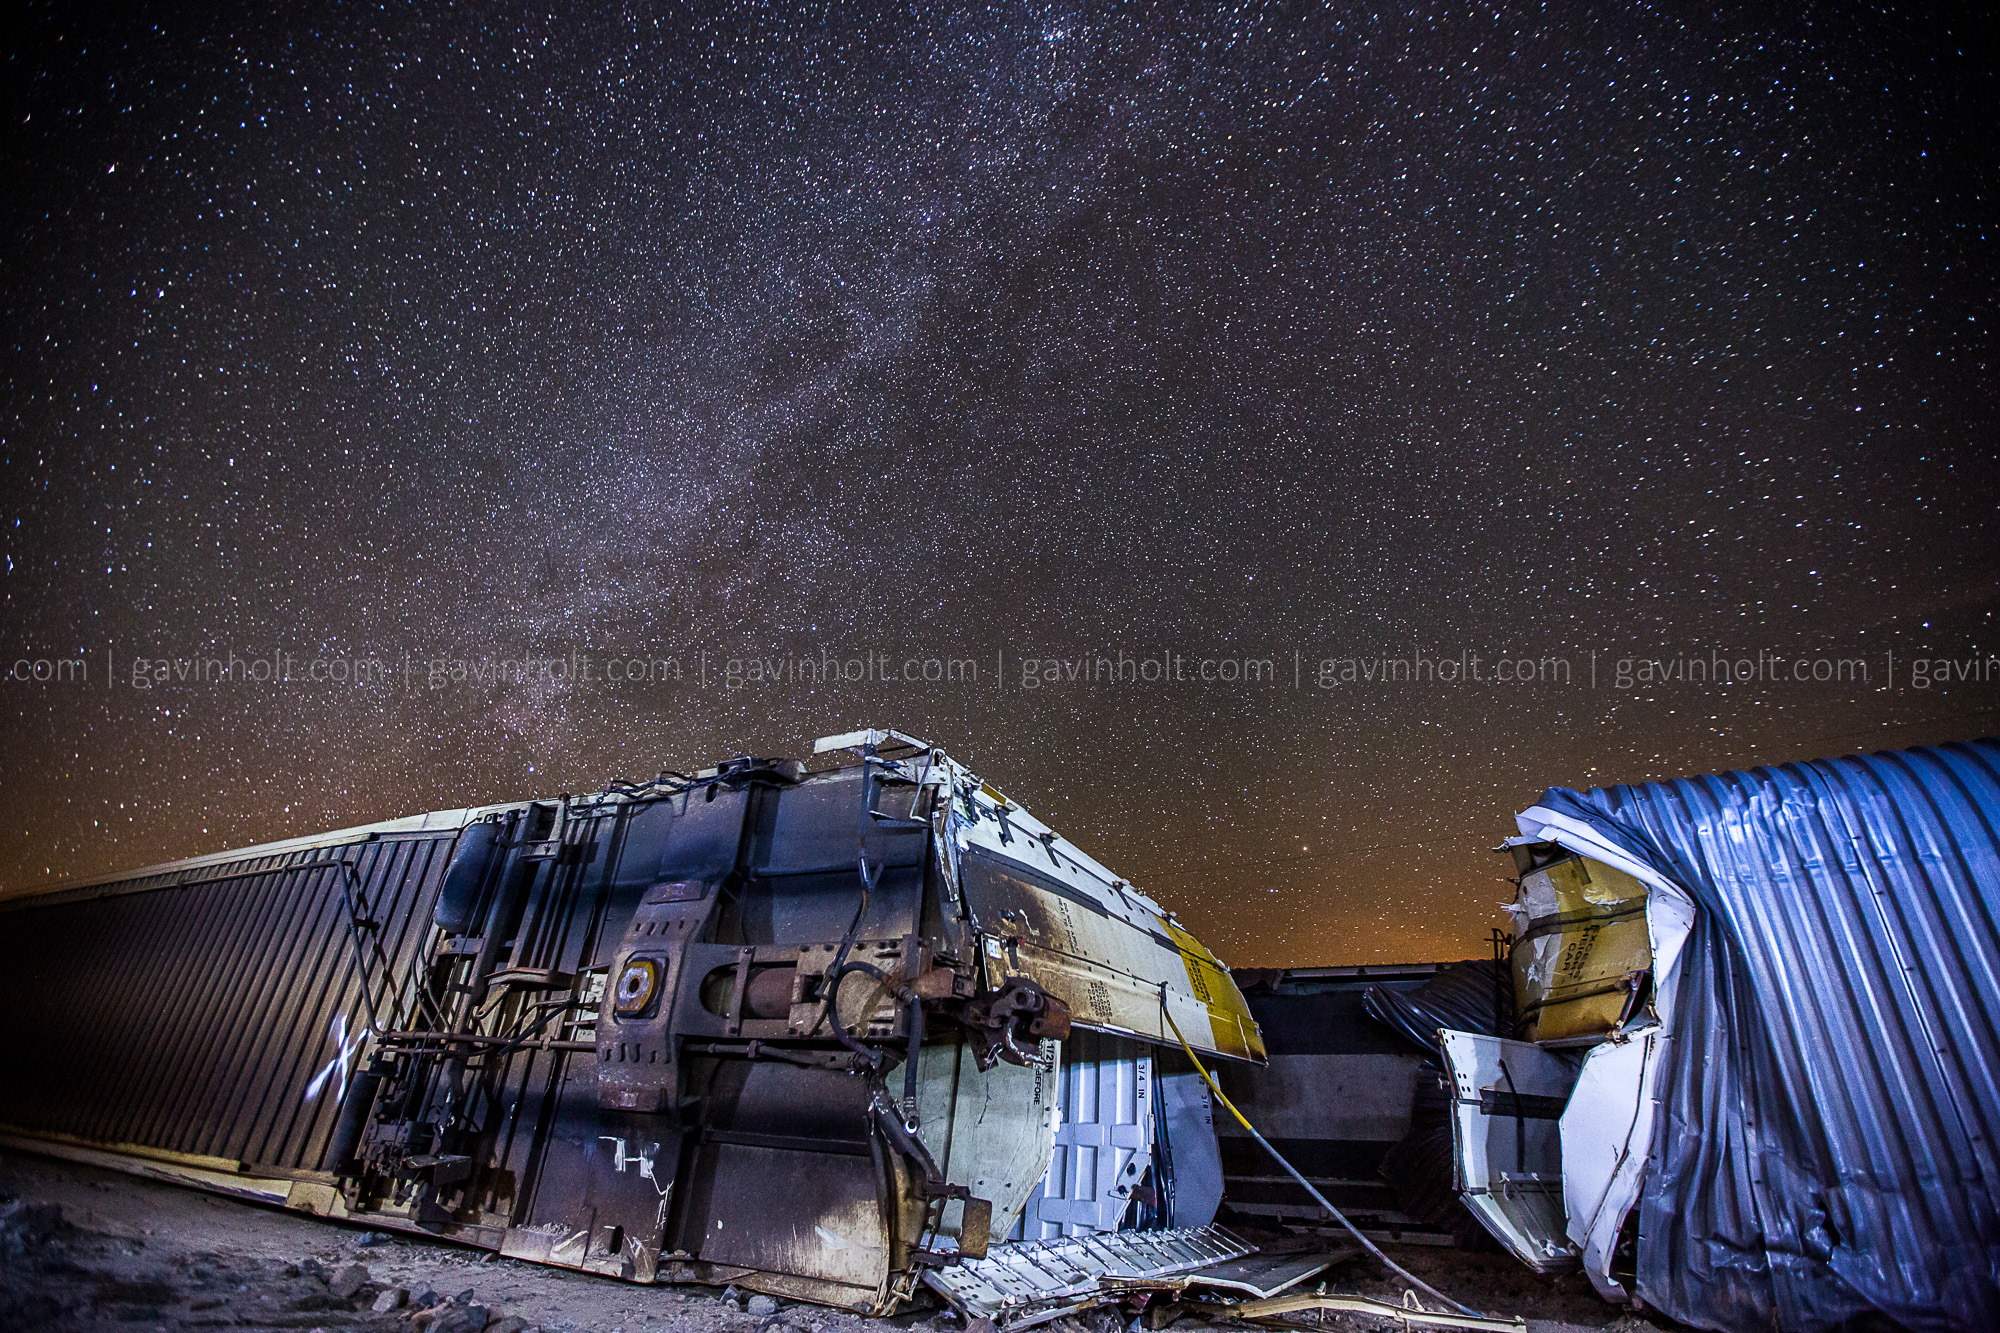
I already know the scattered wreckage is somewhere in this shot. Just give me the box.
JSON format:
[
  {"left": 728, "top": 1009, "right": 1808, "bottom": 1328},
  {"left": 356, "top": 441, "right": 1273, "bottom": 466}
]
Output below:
[
  {"left": 0, "top": 728, "right": 1454, "bottom": 1328},
  {"left": 5, "top": 729, "right": 1992, "bottom": 1332}
]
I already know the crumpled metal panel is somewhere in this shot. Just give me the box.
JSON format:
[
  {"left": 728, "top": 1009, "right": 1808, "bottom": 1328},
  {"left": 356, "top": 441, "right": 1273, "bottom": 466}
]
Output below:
[
  {"left": 1363, "top": 959, "right": 1512, "bottom": 1051},
  {"left": 1526, "top": 739, "right": 2000, "bottom": 1332},
  {"left": 924, "top": 1224, "right": 1252, "bottom": 1327}
]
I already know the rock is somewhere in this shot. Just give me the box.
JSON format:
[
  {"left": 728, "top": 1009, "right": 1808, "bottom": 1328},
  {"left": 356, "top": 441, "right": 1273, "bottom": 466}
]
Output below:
[
  {"left": 414, "top": 1288, "right": 441, "bottom": 1307},
  {"left": 372, "top": 1287, "right": 408, "bottom": 1312},
  {"left": 302, "top": 1257, "right": 330, "bottom": 1282},
  {"left": 355, "top": 1230, "right": 391, "bottom": 1247},
  {"left": 329, "top": 1263, "right": 371, "bottom": 1299},
  {"left": 269, "top": 1278, "right": 339, "bottom": 1312},
  {"left": 0, "top": 1200, "right": 65, "bottom": 1242},
  {"left": 453, "top": 1288, "right": 478, "bottom": 1305},
  {"left": 430, "top": 1305, "right": 489, "bottom": 1333},
  {"left": 488, "top": 1317, "right": 530, "bottom": 1333},
  {"left": 747, "top": 1294, "right": 780, "bottom": 1316},
  {"left": 0, "top": 1200, "right": 68, "bottom": 1269},
  {"left": 722, "top": 1285, "right": 744, "bottom": 1308}
]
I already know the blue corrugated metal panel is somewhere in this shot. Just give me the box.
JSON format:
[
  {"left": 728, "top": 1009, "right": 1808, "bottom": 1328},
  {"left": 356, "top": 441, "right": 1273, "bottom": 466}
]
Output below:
[{"left": 1530, "top": 739, "right": 2000, "bottom": 1332}]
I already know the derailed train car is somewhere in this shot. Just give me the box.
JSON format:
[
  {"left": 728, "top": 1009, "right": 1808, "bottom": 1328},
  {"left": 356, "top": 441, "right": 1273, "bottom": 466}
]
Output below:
[
  {"left": 0, "top": 729, "right": 1268, "bottom": 1323},
  {"left": 1427, "top": 739, "right": 2000, "bottom": 1332}
]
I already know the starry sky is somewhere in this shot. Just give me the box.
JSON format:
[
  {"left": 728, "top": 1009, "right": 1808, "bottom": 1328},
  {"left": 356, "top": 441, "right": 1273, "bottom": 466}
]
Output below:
[{"left": 4, "top": 2, "right": 1996, "bottom": 965}]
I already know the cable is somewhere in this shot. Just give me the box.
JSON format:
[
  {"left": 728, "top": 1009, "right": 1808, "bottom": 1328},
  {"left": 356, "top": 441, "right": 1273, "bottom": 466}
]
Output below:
[
  {"left": 828, "top": 959, "right": 926, "bottom": 1115},
  {"left": 825, "top": 960, "right": 889, "bottom": 1071},
  {"left": 1159, "top": 996, "right": 1487, "bottom": 1320}
]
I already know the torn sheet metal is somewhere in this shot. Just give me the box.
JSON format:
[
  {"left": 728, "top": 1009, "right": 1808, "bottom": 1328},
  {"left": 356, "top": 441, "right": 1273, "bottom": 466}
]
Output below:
[
  {"left": 1517, "top": 738, "right": 2000, "bottom": 1332},
  {"left": 1362, "top": 959, "right": 1511, "bottom": 1052},
  {"left": 923, "top": 1224, "right": 1253, "bottom": 1328},
  {"left": 1436, "top": 1032, "right": 1578, "bottom": 1272}
]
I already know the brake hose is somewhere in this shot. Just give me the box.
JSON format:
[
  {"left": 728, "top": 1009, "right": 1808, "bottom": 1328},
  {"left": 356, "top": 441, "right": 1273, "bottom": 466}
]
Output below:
[
  {"left": 1160, "top": 999, "right": 1487, "bottom": 1320},
  {"left": 830, "top": 959, "right": 924, "bottom": 1113}
]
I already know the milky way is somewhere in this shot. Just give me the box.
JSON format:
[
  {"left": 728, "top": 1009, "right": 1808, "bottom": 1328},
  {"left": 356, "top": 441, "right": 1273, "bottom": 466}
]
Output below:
[{"left": 4, "top": 3, "right": 1995, "bottom": 963}]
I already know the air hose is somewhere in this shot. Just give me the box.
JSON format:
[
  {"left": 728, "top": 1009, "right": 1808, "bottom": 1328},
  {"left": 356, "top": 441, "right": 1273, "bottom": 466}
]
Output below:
[
  {"left": 1160, "top": 1001, "right": 1487, "bottom": 1321},
  {"left": 829, "top": 959, "right": 925, "bottom": 1114}
]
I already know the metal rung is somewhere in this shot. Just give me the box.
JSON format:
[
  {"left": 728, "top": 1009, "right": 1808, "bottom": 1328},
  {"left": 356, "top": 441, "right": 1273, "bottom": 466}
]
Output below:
[{"left": 925, "top": 1225, "right": 1254, "bottom": 1329}]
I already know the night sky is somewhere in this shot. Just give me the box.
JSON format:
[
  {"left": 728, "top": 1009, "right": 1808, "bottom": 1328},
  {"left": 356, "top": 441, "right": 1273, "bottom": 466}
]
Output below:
[{"left": 4, "top": 3, "right": 1996, "bottom": 965}]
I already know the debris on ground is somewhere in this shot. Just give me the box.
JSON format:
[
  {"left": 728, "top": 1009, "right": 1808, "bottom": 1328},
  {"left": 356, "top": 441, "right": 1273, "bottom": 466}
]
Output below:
[{"left": 0, "top": 1150, "right": 1687, "bottom": 1333}]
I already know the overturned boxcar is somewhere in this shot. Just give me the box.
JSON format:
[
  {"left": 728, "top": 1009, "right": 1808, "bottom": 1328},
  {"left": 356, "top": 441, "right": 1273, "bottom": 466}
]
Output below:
[
  {"left": 1430, "top": 739, "right": 2000, "bottom": 1332},
  {"left": 0, "top": 729, "right": 1267, "bottom": 1323}
]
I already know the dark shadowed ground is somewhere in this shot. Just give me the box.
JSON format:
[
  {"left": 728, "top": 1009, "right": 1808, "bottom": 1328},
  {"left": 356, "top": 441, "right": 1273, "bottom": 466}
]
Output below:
[{"left": 0, "top": 1150, "right": 1684, "bottom": 1333}]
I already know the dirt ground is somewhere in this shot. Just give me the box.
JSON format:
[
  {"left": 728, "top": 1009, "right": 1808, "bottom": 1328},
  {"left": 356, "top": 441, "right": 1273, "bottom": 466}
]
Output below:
[{"left": 0, "top": 1149, "right": 1686, "bottom": 1333}]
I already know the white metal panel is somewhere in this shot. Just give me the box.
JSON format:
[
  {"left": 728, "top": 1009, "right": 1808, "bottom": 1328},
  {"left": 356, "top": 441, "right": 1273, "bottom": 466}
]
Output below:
[
  {"left": 1012, "top": 1032, "right": 1154, "bottom": 1238},
  {"left": 1156, "top": 1067, "right": 1224, "bottom": 1229},
  {"left": 914, "top": 1036, "right": 1061, "bottom": 1247},
  {"left": 1438, "top": 1030, "right": 1580, "bottom": 1272},
  {"left": 1557, "top": 1029, "right": 1663, "bottom": 1283},
  {"left": 1510, "top": 807, "right": 1698, "bottom": 1301}
]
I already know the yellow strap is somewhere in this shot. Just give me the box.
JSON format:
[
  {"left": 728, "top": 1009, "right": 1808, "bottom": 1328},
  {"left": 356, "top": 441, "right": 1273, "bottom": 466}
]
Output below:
[
  {"left": 1158, "top": 992, "right": 1486, "bottom": 1321},
  {"left": 1161, "top": 1003, "right": 1258, "bottom": 1137}
]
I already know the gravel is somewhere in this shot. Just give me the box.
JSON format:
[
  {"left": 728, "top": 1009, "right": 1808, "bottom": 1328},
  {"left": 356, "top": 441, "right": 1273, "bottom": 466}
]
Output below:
[{"left": 0, "top": 1149, "right": 1688, "bottom": 1333}]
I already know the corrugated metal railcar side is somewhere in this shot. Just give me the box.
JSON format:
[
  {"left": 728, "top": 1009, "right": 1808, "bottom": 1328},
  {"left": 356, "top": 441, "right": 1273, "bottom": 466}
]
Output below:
[
  {"left": 0, "top": 832, "right": 454, "bottom": 1177},
  {"left": 1522, "top": 737, "right": 2000, "bottom": 1331}
]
